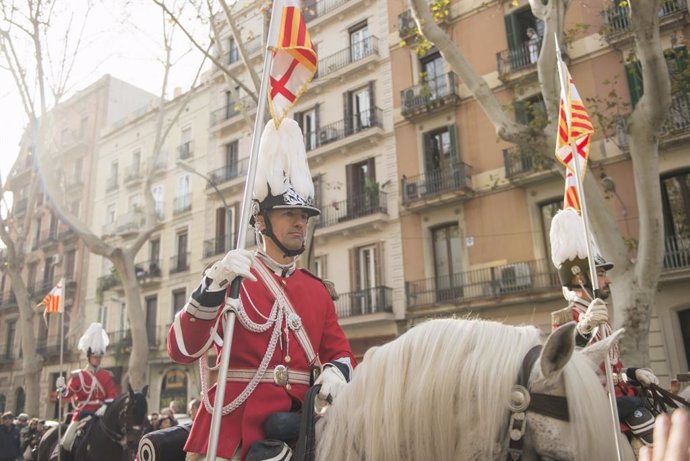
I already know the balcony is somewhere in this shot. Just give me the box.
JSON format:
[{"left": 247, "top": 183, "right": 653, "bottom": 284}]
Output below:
[
  {"left": 115, "top": 211, "right": 146, "bottom": 235},
  {"left": 400, "top": 72, "right": 460, "bottom": 118},
  {"left": 58, "top": 227, "right": 76, "bottom": 241},
  {"left": 305, "top": 108, "right": 384, "bottom": 162},
  {"left": 135, "top": 259, "right": 162, "bottom": 284},
  {"left": 317, "top": 190, "right": 387, "bottom": 228},
  {"left": 124, "top": 165, "right": 144, "bottom": 186},
  {"left": 334, "top": 286, "right": 393, "bottom": 318},
  {"left": 398, "top": 9, "right": 417, "bottom": 40},
  {"left": 204, "top": 234, "right": 233, "bottom": 259},
  {"left": 65, "top": 176, "right": 84, "bottom": 191},
  {"left": 36, "top": 335, "right": 67, "bottom": 358},
  {"left": 213, "top": 37, "right": 262, "bottom": 74},
  {"left": 401, "top": 163, "right": 473, "bottom": 208},
  {"left": 0, "top": 352, "right": 15, "bottom": 364},
  {"left": 496, "top": 39, "right": 541, "bottom": 76},
  {"left": 105, "top": 175, "right": 118, "bottom": 193},
  {"left": 602, "top": 0, "right": 687, "bottom": 42},
  {"left": 664, "top": 234, "right": 690, "bottom": 272},
  {"left": 209, "top": 95, "right": 257, "bottom": 131},
  {"left": 176, "top": 141, "right": 194, "bottom": 161},
  {"left": 315, "top": 36, "right": 380, "bottom": 81},
  {"left": 662, "top": 92, "right": 690, "bottom": 142},
  {"left": 59, "top": 129, "right": 88, "bottom": 154},
  {"left": 173, "top": 194, "right": 192, "bottom": 215},
  {"left": 170, "top": 252, "right": 190, "bottom": 275},
  {"left": 503, "top": 146, "right": 556, "bottom": 181},
  {"left": 38, "top": 231, "right": 59, "bottom": 249},
  {"left": 0, "top": 293, "right": 17, "bottom": 310},
  {"left": 206, "top": 158, "right": 249, "bottom": 192},
  {"left": 303, "top": 0, "right": 360, "bottom": 25},
  {"left": 406, "top": 259, "right": 560, "bottom": 309}
]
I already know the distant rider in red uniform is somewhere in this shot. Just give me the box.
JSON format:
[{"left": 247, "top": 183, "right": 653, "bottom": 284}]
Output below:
[
  {"left": 57, "top": 322, "right": 119, "bottom": 452},
  {"left": 168, "top": 119, "right": 356, "bottom": 461}
]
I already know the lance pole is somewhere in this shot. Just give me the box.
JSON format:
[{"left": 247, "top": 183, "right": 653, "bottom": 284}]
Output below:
[
  {"left": 206, "top": 2, "right": 280, "bottom": 459},
  {"left": 555, "top": 36, "right": 622, "bottom": 461},
  {"left": 56, "top": 277, "right": 66, "bottom": 461}
]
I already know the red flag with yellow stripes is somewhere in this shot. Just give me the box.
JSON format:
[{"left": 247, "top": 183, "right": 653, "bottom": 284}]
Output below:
[
  {"left": 555, "top": 64, "right": 593, "bottom": 178},
  {"left": 268, "top": 0, "right": 317, "bottom": 127}
]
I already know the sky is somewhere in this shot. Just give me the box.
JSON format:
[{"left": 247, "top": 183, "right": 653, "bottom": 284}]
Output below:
[{"left": 0, "top": 0, "right": 209, "bottom": 182}]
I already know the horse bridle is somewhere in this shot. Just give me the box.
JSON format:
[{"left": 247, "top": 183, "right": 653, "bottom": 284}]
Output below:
[
  {"left": 98, "top": 395, "right": 144, "bottom": 450},
  {"left": 507, "top": 345, "right": 570, "bottom": 461}
]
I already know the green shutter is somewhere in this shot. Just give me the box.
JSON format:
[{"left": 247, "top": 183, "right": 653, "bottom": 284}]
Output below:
[
  {"left": 504, "top": 13, "right": 520, "bottom": 51},
  {"left": 448, "top": 124, "right": 459, "bottom": 164},
  {"left": 625, "top": 61, "right": 643, "bottom": 108}
]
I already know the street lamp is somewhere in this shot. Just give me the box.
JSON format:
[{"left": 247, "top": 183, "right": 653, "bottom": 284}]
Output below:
[{"left": 176, "top": 159, "right": 230, "bottom": 211}]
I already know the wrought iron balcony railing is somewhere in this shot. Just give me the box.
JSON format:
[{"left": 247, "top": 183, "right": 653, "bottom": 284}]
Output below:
[
  {"left": 206, "top": 158, "right": 249, "bottom": 188},
  {"left": 135, "top": 259, "right": 162, "bottom": 280},
  {"left": 304, "top": 107, "right": 383, "bottom": 152},
  {"left": 334, "top": 286, "right": 393, "bottom": 318},
  {"left": 401, "top": 163, "right": 473, "bottom": 204},
  {"left": 176, "top": 141, "right": 194, "bottom": 160},
  {"left": 106, "top": 175, "right": 118, "bottom": 193},
  {"left": 210, "top": 95, "right": 257, "bottom": 126},
  {"left": 602, "top": 0, "right": 686, "bottom": 36},
  {"left": 204, "top": 234, "right": 234, "bottom": 258},
  {"left": 503, "top": 146, "right": 555, "bottom": 179},
  {"left": 317, "top": 191, "right": 387, "bottom": 227},
  {"left": 316, "top": 36, "right": 379, "bottom": 79},
  {"left": 36, "top": 335, "right": 67, "bottom": 357},
  {"left": 303, "top": 0, "right": 350, "bottom": 22},
  {"left": 406, "top": 259, "right": 560, "bottom": 308},
  {"left": 400, "top": 72, "right": 459, "bottom": 116},
  {"left": 496, "top": 38, "right": 541, "bottom": 75},
  {"left": 664, "top": 234, "right": 690, "bottom": 271},
  {"left": 173, "top": 194, "right": 192, "bottom": 215}
]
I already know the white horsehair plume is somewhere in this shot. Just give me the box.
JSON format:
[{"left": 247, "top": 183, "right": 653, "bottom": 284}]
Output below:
[
  {"left": 254, "top": 118, "right": 314, "bottom": 202},
  {"left": 549, "top": 208, "right": 590, "bottom": 269},
  {"left": 77, "top": 322, "right": 110, "bottom": 355}
]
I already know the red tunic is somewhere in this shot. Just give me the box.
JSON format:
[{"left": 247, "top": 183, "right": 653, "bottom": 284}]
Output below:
[
  {"left": 168, "top": 261, "right": 355, "bottom": 460},
  {"left": 64, "top": 367, "right": 119, "bottom": 421}
]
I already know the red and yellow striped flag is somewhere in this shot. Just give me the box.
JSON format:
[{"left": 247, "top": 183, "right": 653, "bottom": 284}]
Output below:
[
  {"left": 555, "top": 64, "right": 593, "bottom": 178},
  {"left": 37, "top": 278, "right": 64, "bottom": 315},
  {"left": 268, "top": 0, "right": 317, "bottom": 127},
  {"left": 563, "top": 170, "right": 581, "bottom": 212}
]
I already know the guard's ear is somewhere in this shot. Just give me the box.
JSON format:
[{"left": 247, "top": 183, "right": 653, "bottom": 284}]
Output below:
[
  {"left": 581, "top": 328, "right": 625, "bottom": 366},
  {"left": 540, "top": 322, "right": 577, "bottom": 380}
]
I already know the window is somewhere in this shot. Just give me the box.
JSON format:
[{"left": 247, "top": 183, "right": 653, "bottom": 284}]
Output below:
[
  {"left": 27, "top": 262, "right": 38, "bottom": 291},
  {"left": 423, "top": 125, "right": 461, "bottom": 194},
  {"left": 65, "top": 249, "right": 76, "bottom": 279},
  {"left": 432, "top": 224, "right": 463, "bottom": 301},
  {"left": 111, "top": 161, "right": 119, "bottom": 181},
  {"left": 626, "top": 46, "right": 689, "bottom": 107},
  {"left": 539, "top": 198, "right": 563, "bottom": 263},
  {"left": 297, "top": 108, "right": 318, "bottom": 150},
  {"left": 504, "top": 7, "right": 543, "bottom": 67},
  {"left": 5, "top": 320, "right": 16, "bottom": 359},
  {"left": 174, "top": 232, "right": 189, "bottom": 272},
  {"left": 349, "top": 243, "right": 383, "bottom": 314},
  {"left": 514, "top": 94, "right": 546, "bottom": 128},
  {"left": 33, "top": 217, "right": 42, "bottom": 247},
  {"left": 228, "top": 37, "right": 239, "bottom": 64},
  {"left": 346, "top": 158, "right": 377, "bottom": 216},
  {"left": 106, "top": 204, "right": 116, "bottom": 224},
  {"left": 175, "top": 174, "right": 191, "bottom": 213},
  {"left": 145, "top": 296, "right": 158, "bottom": 347},
  {"left": 352, "top": 87, "right": 371, "bottom": 130},
  {"left": 98, "top": 305, "right": 109, "bottom": 330},
  {"left": 313, "top": 256, "right": 326, "bottom": 279},
  {"left": 149, "top": 238, "right": 161, "bottom": 275},
  {"left": 180, "top": 127, "right": 193, "bottom": 158},
  {"left": 225, "top": 141, "right": 239, "bottom": 179},
  {"left": 49, "top": 213, "right": 58, "bottom": 238},
  {"left": 172, "top": 289, "right": 187, "bottom": 317},
  {"left": 152, "top": 184, "right": 164, "bottom": 217},
  {"left": 420, "top": 52, "right": 446, "bottom": 99},
  {"left": 661, "top": 169, "right": 690, "bottom": 269},
  {"left": 43, "top": 258, "right": 55, "bottom": 287},
  {"left": 349, "top": 22, "right": 370, "bottom": 62},
  {"left": 132, "top": 149, "right": 141, "bottom": 173},
  {"left": 215, "top": 206, "right": 235, "bottom": 255}
]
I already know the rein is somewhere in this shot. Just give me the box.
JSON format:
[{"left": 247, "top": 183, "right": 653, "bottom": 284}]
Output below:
[{"left": 507, "top": 345, "right": 570, "bottom": 461}]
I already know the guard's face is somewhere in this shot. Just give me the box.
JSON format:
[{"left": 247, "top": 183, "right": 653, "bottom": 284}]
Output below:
[
  {"left": 597, "top": 269, "right": 611, "bottom": 300},
  {"left": 261, "top": 209, "right": 309, "bottom": 250},
  {"left": 88, "top": 355, "right": 102, "bottom": 368}
]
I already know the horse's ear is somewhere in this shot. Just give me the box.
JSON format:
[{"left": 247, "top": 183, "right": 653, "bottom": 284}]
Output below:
[
  {"left": 128, "top": 382, "right": 134, "bottom": 395},
  {"left": 142, "top": 385, "right": 149, "bottom": 397},
  {"left": 581, "top": 328, "right": 625, "bottom": 367},
  {"left": 540, "top": 322, "right": 576, "bottom": 379}
]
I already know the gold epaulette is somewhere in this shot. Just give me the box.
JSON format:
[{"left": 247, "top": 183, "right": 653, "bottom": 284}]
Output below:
[{"left": 551, "top": 306, "right": 573, "bottom": 329}]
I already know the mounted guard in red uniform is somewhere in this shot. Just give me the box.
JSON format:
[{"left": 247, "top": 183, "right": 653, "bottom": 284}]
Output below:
[{"left": 168, "top": 119, "right": 356, "bottom": 461}]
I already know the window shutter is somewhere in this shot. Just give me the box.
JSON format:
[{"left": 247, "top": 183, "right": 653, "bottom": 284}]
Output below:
[
  {"left": 448, "top": 124, "right": 459, "bottom": 164},
  {"left": 346, "top": 163, "right": 355, "bottom": 200},
  {"left": 349, "top": 248, "right": 360, "bottom": 292},
  {"left": 294, "top": 111, "right": 304, "bottom": 131},
  {"left": 343, "top": 91, "right": 353, "bottom": 135},
  {"left": 368, "top": 81, "right": 376, "bottom": 124},
  {"left": 423, "top": 132, "right": 436, "bottom": 173},
  {"left": 315, "top": 103, "right": 321, "bottom": 131},
  {"left": 215, "top": 207, "right": 226, "bottom": 240},
  {"left": 233, "top": 203, "right": 240, "bottom": 245},
  {"left": 504, "top": 13, "right": 519, "bottom": 51},
  {"left": 375, "top": 241, "right": 384, "bottom": 287},
  {"left": 625, "top": 61, "right": 643, "bottom": 108}
]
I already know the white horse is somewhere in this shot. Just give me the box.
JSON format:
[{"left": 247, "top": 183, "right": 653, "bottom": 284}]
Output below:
[{"left": 316, "top": 318, "right": 634, "bottom": 461}]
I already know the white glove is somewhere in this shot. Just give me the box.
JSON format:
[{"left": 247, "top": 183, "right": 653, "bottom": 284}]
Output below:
[
  {"left": 577, "top": 298, "right": 609, "bottom": 335},
  {"left": 635, "top": 368, "right": 659, "bottom": 387},
  {"left": 56, "top": 376, "right": 66, "bottom": 395},
  {"left": 314, "top": 365, "right": 347, "bottom": 414},
  {"left": 206, "top": 249, "right": 256, "bottom": 291}
]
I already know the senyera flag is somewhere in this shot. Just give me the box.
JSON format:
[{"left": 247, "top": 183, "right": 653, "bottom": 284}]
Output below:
[
  {"left": 36, "top": 277, "right": 65, "bottom": 324},
  {"left": 563, "top": 170, "right": 581, "bottom": 212},
  {"left": 268, "top": 0, "right": 317, "bottom": 127},
  {"left": 555, "top": 58, "right": 593, "bottom": 179}
]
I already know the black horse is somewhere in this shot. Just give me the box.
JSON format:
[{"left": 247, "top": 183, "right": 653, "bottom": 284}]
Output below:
[{"left": 37, "top": 384, "right": 149, "bottom": 461}]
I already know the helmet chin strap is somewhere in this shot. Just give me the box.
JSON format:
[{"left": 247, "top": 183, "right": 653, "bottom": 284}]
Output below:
[{"left": 260, "top": 213, "right": 305, "bottom": 258}]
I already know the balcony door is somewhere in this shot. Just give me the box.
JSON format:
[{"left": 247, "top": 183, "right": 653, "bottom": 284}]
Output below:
[
  {"left": 145, "top": 296, "right": 157, "bottom": 348},
  {"left": 432, "top": 224, "right": 463, "bottom": 302},
  {"left": 352, "top": 87, "right": 371, "bottom": 130},
  {"left": 423, "top": 126, "right": 458, "bottom": 194},
  {"left": 349, "top": 243, "right": 383, "bottom": 315},
  {"left": 346, "top": 158, "right": 376, "bottom": 218},
  {"left": 176, "top": 232, "right": 188, "bottom": 270},
  {"left": 661, "top": 169, "right": 690, "bottom": 269},
  {"left": 225, "top": 141, "right": 238, "bottom": 180},
  {"left": 420, "top": 52, "right": 446, "bottom": 99},
  {"left": 349, "top": 22, "right": 370, "bottom": 62}
]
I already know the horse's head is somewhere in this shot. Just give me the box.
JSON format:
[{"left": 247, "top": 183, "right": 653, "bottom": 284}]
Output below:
[
  {"left": 123, "top": 383, "right": 149, "bottom": 445},
  {"left": 521, "top": 323, "right": 628, "bottom": 461}
]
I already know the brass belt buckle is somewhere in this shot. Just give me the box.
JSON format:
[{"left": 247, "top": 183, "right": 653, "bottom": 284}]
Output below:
[{"left": 273, "top": 365, "right": 289, "bottom": 387}]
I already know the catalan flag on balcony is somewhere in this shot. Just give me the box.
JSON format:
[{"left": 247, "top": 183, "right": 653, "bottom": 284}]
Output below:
[
  {"left": 555, "top": 56, "right": 593, "bottom": 179},
  {"left": 37, "top": 278, "right": 64, "bottom": 324},
  {"left": 268, "top": 0, "right": 317, "bottom": 127}
]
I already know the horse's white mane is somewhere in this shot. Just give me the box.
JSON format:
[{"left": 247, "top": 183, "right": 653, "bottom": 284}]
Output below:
[{"left": 317, "top": 318, "right": 620, "bottom": 461}]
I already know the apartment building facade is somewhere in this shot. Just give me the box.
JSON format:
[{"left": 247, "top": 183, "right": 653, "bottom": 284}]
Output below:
[
  {"left": 0, "top": 75, "right": 156, "bottom": 417},
  {"left": 387, "top": 0, "right": 690, "bottom": 383}
]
